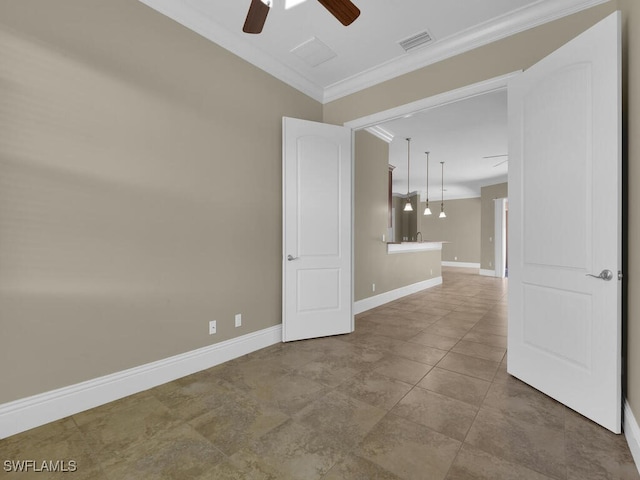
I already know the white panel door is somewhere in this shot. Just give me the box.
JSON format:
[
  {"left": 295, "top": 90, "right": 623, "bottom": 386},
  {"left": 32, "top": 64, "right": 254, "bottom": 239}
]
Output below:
[
  {"left": 508, "top": 12, "right": 621, "bottom": 432},
  {"left": 282, "top": 117, "right": 353, "bottom": 342}
]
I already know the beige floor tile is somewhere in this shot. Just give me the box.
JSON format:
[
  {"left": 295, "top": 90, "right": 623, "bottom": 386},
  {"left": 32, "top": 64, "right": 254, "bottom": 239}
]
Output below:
[
  {"left": 0, "top": 417, "right": 106, "bottom": 480},
  {"left": 73, "top": 394, "right": 182, "bottom": 457},
  {"left": 323, "top": 454, "right": 404, "bottom": 480},
  {"left": 356, "top": 414, "right": 461, "bottom": 480},
  {"left": 469, "top": 322, "right": 508, "bottom": 336},
  {"left": 446, "top": 444, "right": 555, "bottom": 480},
  {"left": 465, "top": 406, "right": 566, "bottom": 479},
  {"left": 437, "top": 352, "right": 500, "bottom": 382},
  {"left": 424, "top": 323, "right": 473, "bottom": 340},
  {"left": 565, "top": 409, "right": 640, "bottom": 480},
  {"left": 188, "top": 395, "right": 289, "bottom": 456},
  {"left": 418, "top": 367, "right": 491, "bottom": 406},
  {"left": 152, "top": 375, "right": 247, "bottom": 422},
  {"left": 461, "top": 330, "right": 507, "bottom": 348},
  {"left": 391, "top": 387, "right": 478, "bottom": 441},
  {"left": 451, "top": 340, "right": 506, "bottom": 362},
  {"left": 408, "top": 331, "right": 460, "bottom": 350},
  {"left": 229, "top": 420, "right": 343, "bottom": 480},
  {"left": 336, "top": 371, "right": 413, "bottom": 410},
  {"left": 246, "top": 372, "right": 330, "bottom": 416},
  {"left": 292, "top": 390, "right": 386, "bottom": 450},
  {"left": 373, "top": 354, "right": 433, "bottom": 384},
  {"left": 482, "top": 377, "right": 565, "bottom": 429},
  {"left": 387, "top": 340, "right": 448, "bottom": 365},
  {"left": 96, "top": 424, "right": 225, "bottom": 479},
  {"left": 4, "top": 268, "right": 636, "bottom": 480}
]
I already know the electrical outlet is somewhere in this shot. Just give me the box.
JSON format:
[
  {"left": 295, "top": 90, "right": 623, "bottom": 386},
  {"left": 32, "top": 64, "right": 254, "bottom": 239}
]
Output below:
[
  {"left": 209, "top": 320, "right": 217, "bottom": 335},
  {"left": 454, "top": 256, "right": 458, "bottom": 261},
  {"left": 382, "top": 234, "right": 386, "bottom": 242},
  {"left": 372, "top": 283, "right": 376, "bottom": 292},
  {"left": 235, "top": 313, "right": 242, "bottom": 328},
  {"left": 430, "top": 268, "right": 433, "bottom": 275},
  {"left": 489, "top": 261, "right": 493, "bottom": 267}
]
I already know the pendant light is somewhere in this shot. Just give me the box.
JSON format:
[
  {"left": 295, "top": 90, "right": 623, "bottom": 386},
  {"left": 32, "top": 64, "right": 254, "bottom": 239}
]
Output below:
[
  {"left": 403, "top": 138, "right": 413, "bottom": 212},
  {"left": 424, "top": 151, "right": 432, "bottom": 216},
  {"left": 439, "top": 161, "right": 447, "bottom": 218}
]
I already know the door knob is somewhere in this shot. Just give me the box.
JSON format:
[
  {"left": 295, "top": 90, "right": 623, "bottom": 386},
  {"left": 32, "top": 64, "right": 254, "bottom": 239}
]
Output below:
[
  {"left": 287, "top": 255, "right": 299, "bottom": 261},
  {"left": 585, "top": 269, "right": 613, "bottom": 281}
]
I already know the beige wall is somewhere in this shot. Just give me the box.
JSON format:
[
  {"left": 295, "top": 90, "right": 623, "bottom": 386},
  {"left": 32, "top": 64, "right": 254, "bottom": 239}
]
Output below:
[
  {"left": 354, "top": 131, "right": 441, "bottom": 302},
  {"left": 0, "top": 0, "right": 321, "bottom": 403},
  {"left": 480, "top": 183, "right": 509, "bottom": 271},
  {"left": 3, "top": 0, "right": 640, "bottom": 431},
  {"left": 419, "top": 198, "right": 481, "bottom": 264},
  {"left": 327, "top": 0, "right": 640, "bottom": 426}
]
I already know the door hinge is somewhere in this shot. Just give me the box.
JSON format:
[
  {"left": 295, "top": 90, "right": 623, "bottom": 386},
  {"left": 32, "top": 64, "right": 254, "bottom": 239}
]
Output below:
[{"left": 618, "top": 270, "right": 624, "bottom": 280}]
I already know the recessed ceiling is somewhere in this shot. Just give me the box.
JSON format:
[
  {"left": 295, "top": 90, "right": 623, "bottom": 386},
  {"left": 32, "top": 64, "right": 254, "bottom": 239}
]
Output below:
[
  {"left": 138, "top": 0, "right": 606, "bottom": 102},
  {"left": 383, "top": 90, "right": 508, "bottom": 200}
]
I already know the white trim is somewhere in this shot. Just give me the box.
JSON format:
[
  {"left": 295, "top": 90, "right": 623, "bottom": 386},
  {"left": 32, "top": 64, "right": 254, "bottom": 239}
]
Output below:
[
  {"left": 494, "top": 198, "right": 508, "bottom": 278},
  {"left": 345, "top": 72, "right": 520, "bottom": 131},
  {"left": 625, "top": 400, "right": 640, "bottom": 475},
  {"left": 323, "top": 0, "right": 609, "bottom": 102},
  {"left": 0, "top": 325, "right": 282, "bottom": 439},
  {"left": 365, "top": 125, "right": 394, "bottom": 143},
  {"left": 442, "top": 261, "right": 480, "bottom": 269},
  {"left": 137, "top": 0, "right": 325, "bottom": 102},
  {"left": 354, "top": 277, "right": 442, "bottom": 314},
  {"left": 388, "top": 242, "right": 443, "bottom": 254},
  {"left": 480, "top": 269, "right": 497, "bottom": 277},
  {"left": 138, "top": 0, "right": 608, "bottom": 104}
]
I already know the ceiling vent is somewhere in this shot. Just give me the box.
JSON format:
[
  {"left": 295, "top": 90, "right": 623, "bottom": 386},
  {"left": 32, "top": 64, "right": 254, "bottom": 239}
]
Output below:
[
  {"left": 398, "top": 30, "right": 434, "bottom": 52},
  {"left": 290, "top": 37, "right": 337, "bottom": 67}
]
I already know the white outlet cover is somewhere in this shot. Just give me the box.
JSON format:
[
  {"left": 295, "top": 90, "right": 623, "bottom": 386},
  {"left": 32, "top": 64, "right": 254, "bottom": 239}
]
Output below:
[
  {"left": 209, "top": 320, "right": 217, "bottom": 335},
  {"left": 235, "top": 314, "right": 242, "bottom": 328}
]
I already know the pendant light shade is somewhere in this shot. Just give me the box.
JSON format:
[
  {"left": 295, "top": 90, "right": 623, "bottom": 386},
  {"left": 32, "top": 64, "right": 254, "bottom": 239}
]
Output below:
[
  {"left": 424, "top": 151, "right": 432, "bottom": 216},
  {"left": 404, "top": 138, "right": 413, "bottom": 212},
  {"left": 439, "top": 161, "right": 446, "bottom": 218}
]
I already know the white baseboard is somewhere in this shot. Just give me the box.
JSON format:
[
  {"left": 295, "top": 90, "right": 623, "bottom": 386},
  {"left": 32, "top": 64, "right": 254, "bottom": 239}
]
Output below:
[
  {"left": 625, "top": 399, "right": 640, "bottom": 475},
  {"left": 354, "top": 277, "right": 443, "bottom": 315},
  {"left": 0, "top": 325, "right": 282, "bottom": 439},
  {"left": 442, "top": 261, "right": 481, "bottom": 268},
  {"left": 479, "top": 269, "right": 497, "bottom": 277}
]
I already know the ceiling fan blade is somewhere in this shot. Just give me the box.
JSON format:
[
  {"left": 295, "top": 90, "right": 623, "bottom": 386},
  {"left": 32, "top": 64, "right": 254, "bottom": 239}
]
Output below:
[
  {"left": 243, "top": 0, "right": 270, "bottom": 34},
  {"left": 316, "top": 0, "right": 360, "bottom": 26}
]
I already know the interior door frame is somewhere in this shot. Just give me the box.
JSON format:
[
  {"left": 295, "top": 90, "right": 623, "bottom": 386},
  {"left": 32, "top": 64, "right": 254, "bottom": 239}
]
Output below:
[
  {"left": 344, "top": 73, "right": 520, "bottom": 132},
  {"left": 344, "top": 72, "right": 521, "bottom": 313},
  {"left": 494, "top": 197, "right": 508, "bottom": 278}
]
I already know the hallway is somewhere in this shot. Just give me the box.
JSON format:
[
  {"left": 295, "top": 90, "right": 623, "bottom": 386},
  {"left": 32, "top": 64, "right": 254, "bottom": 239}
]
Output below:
[{"left": 1, "top": 268, "right": 637, "bottom": 479}]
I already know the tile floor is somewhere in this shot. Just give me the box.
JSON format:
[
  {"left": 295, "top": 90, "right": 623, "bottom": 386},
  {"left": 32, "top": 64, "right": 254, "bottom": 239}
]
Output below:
[{"left": 1, "top": 267, "right": 638, "bottom": 479}]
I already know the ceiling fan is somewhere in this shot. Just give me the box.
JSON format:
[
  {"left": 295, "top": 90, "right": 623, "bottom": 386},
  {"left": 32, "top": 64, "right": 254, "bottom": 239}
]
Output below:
[
  {"left": 483, "top": 154, "right": 509, "bottom": 168},
  {"left": 243, "top": 0, "right": 361, "bottom": 34}
]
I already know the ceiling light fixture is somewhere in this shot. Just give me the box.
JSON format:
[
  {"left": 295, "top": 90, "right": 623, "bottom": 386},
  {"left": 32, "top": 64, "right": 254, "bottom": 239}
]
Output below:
[
  {"left": 439, "top": 161, "right": 447, "bottom": 218},
  {"left": 404, "top": 138, "right": 413, "bottom": 212},
  {"left": 424, "top": 151, "right": 432, "bottom": 216}
]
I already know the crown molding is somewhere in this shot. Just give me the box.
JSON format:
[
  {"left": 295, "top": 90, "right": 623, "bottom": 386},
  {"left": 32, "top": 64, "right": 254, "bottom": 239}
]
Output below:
[
  {"left": 138, "top": 0, "right": 608, "bottom": 105},
  {"left": 137, "top": 0, "right": 325, "bottom": 102},
  {"left": 322, "top": 0, "right": 609, "bottom": 103},
  {"left": 365, "top": 125, "right": 395, "bottom": 143}
]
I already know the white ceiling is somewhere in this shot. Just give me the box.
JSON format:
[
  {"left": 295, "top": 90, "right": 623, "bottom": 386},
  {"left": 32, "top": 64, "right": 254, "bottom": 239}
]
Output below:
[
  {"left": 139, "top": 0, "right": 606, "bottom": 103},
  {"left": 137, "top": 0, "right": 603, "bottom": 197},
  {"left": 381, "top": 90, "right": 508, "bottom": 200}
]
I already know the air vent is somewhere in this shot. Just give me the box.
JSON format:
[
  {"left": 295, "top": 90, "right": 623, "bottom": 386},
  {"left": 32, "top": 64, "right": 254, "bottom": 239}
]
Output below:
[
  {"left": 290, "top": 37, "right": 337, "bottom": 67},
  {"left": 398, "top": 30, "right": 434, "bottom": 52}
]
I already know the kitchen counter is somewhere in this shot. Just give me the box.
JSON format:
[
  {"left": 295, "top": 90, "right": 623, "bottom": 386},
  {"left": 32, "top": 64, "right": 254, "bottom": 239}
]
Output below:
[{"left": 387, "top": 241, "right": 446, "bottom": 254}]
